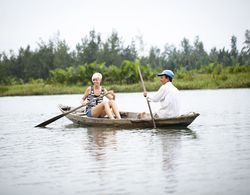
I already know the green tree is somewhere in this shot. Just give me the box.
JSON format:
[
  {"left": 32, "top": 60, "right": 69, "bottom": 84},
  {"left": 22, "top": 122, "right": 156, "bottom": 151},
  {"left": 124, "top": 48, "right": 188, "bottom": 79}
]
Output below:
[
  {"left": 241, "top": 29, "right": 250, "bottom": 65},
  {"left": 18, "top": 46, "right": 33, "bottom": 81},
  {"left": 102, "top": 65, "right": 121, "bottom": 84},
  {"left": 31, "top": 40, "right": 55, "bottom": 79},
  {"left": 161, "top": 44, "right": 180, "bottom": 70},
  {"left": 148, "top": 46, "right": 161, "bottom": 69},
  {"left": 121, "top": 60, "right": 139, "bottom": 84},
  {"left": 209, "top": 47, "right": 219, "bottom": 64},
  {"left": 121, "top": 40, "right": 137, "bottom": 61},
  {"left": 100, "top": 31, "right": 123, "bottom": 66},
  {"left": 217, "top": 48, "right": 231, "bottom": 66},
  {"left": 49, "top": 68, "right": 67, "bottom": 84},
  {"left": 230, "top": 35, "right": 238, "bottom": 65},
  {"left": 76, "top": 29, "right": 101, "bottom": 64},
  {"left": 180, "top": 38, "right": 193, "bottom": 69},
  {"left": 192, "top": 36, "right": 209, "bottom": 68},
  {"left": 53, "top": 39, "right": 74, "bottom": 69},
  {"left": 0, "top": 52, "right": 11, "bottom": 83}
]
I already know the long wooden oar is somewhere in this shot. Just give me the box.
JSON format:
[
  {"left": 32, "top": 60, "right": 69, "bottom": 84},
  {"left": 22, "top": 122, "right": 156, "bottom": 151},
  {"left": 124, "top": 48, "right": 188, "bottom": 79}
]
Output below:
[
  {"left": 138, "top": 65, "right": 156, "bottom": 128},
  {"left": 35, "top": 104, "right": 85, "bottom": 127}
]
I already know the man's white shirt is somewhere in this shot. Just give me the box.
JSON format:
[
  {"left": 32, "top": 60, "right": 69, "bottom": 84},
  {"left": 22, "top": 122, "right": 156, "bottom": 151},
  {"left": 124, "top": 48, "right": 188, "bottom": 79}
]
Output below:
[{"left": 148, "top": 82, "right": 180, "bottom": 118}]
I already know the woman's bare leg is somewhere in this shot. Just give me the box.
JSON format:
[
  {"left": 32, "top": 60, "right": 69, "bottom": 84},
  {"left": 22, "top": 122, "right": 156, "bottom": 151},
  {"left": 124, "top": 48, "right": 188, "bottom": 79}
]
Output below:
[
  {"left": 92, "top": 102, "right": 114, "bottom": 119},
  {"left": 109, "top": 100, "right": 121, "bottom": 119},
  {"left": 103, "top": 102, "right": 115, "bottom": 119}
]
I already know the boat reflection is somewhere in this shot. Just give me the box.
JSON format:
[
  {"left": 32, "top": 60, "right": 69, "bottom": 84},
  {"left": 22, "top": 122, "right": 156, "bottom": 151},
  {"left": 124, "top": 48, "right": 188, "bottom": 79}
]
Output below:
[
  {"left": 85, "top": 127, "right": 118, "bottom": 161},
  {"left": 84, "top": 126, "right": 197, "bottom": 160}
]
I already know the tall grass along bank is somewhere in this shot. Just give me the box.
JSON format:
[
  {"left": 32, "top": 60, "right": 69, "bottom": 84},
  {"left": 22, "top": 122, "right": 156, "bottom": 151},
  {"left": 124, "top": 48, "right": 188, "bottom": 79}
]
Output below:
[{"left": 1, "top": 69, "right": 250, "bottom": 96}]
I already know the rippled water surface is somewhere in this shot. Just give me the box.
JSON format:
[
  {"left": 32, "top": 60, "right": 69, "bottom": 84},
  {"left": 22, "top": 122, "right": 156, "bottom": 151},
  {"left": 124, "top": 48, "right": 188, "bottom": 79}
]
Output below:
[{"left": 0, "top": 89, "right": 250, "bottom": 195}]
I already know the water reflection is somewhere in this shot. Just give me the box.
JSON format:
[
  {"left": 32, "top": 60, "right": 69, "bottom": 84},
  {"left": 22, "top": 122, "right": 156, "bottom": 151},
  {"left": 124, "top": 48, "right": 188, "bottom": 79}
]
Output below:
[
  {"left": 154, "top": 127, "right": 197, "bottom": 139},
  {"left": 80, "top": 126, "right": 197, "bottom": 193},
  {"left": 86, "top": 127, "right": 118, "bottom": 161}
]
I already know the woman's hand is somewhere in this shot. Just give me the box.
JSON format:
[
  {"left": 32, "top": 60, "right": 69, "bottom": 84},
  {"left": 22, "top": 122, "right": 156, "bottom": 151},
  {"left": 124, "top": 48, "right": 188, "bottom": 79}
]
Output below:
[
  {"left": 81, "top": 98, "right": 88, "bottom": 105},
  {"left": 105, "top": 90, "right": 115, "bottom": 100},
  {"left": 80, "top": 98, "right": 85, "bottom": 105}
]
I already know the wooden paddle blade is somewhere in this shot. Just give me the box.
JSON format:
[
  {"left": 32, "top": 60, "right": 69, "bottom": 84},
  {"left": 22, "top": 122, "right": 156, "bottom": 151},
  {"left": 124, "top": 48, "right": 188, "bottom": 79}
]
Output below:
[
  {"left": 35, "top": 104, "right": 85, "bottom": 128},
  {"left": 35, "top": 113, "right": 65, "bottom": 127}
]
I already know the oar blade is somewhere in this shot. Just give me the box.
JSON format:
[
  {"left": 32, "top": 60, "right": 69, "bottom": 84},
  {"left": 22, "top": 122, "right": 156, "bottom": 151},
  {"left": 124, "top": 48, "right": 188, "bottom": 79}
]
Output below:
[
  {"left": 35, "top": 104, "right": 85, "bottom": 128},
  {"left": 35, "top": 114, "right": 64, "bottom": 127}
]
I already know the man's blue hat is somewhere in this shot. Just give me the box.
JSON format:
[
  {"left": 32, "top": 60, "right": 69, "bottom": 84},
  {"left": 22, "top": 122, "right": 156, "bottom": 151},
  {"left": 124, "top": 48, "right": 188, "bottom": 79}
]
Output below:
[{"left": 157, "top": 69, "right": 174, "bottom": 79}]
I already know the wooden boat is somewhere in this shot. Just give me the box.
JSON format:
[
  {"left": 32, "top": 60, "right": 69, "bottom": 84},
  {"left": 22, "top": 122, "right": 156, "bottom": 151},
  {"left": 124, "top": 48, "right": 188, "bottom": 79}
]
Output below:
[
  {"left": 59, "top": 105, "right": 199, "bottom": 129},
  {"left": 59, "top": 105, "right": 200, "bottom": 128}
]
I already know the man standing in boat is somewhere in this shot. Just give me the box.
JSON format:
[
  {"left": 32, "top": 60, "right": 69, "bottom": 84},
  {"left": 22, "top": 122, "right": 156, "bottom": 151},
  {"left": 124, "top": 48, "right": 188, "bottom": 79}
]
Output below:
[
  {"left": 81, "top": 72, "right": 121, "bottom": 119},
  {"left": 139, "top": 69, "right": 180, "bottom": 119}
]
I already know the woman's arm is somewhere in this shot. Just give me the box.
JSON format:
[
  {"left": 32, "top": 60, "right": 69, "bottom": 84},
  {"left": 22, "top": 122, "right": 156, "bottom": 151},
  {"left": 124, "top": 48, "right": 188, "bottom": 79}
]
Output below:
[
  {"left": 104, "top": 89, "right": 115, "bottom": 100},
  {"left": 80, "top": 87, "right": 90, "bottom": 105}
]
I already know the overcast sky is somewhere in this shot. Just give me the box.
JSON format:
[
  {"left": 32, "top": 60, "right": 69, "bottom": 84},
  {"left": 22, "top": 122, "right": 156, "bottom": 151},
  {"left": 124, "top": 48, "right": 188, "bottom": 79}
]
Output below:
[{"left": 0, "top": 0, "right": 249, "bottom": 54}]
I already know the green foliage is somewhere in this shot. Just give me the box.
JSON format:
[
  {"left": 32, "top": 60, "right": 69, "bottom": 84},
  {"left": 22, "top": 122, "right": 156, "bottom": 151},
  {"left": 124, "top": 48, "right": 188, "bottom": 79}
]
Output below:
[
  {"left": 102, "top": 65, "right": 121, "bottom": 84},
  {"left": 228, "top": 64, "right": 249, "bottom": 73},
  {"left": 176, "top": 67, "right": 195, "bottom": 80},
  {"left": 213, "top": 64, "right": 223, "bottom": 75},
  {"left": 1, "top": 29, "right": 250, "bottom": 86},
  {"left": 48, "top": 60, "right": 155, "bottom": 85},
  {"left": 49, "top": 69, "right": 67, "bottom": 84},
  {"left": 198, "top": 63, "right": 223, "bottom": 74},
  {"left": 121, "top": 60, "right": 139, "bottom": 84},
  {"left": 28, "top": 79, "right": 45, "bottom": 84},
  {"left": 2, "top": 68, "right": 250, "bottom": 96},
  {"left": 175, "top": 67, "right": 186, "bottom": 79}
]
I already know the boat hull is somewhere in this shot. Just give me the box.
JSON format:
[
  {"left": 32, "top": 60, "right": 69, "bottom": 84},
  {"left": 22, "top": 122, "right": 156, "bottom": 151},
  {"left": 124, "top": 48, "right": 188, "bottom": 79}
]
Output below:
[{"left": 59, "top": 105, "right": 199, "bottom": 129}]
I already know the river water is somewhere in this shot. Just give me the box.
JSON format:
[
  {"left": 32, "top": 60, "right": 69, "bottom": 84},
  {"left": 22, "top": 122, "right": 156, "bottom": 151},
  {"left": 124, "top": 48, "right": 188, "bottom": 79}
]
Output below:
[{"left": 0, "top": 89, "right": 250, "bottom": 195}]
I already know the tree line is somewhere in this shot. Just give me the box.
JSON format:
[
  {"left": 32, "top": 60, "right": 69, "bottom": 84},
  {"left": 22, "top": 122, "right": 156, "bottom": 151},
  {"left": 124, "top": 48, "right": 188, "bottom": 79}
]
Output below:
[{"left": 0, "top": 29, "right": 249, "bottom": 85}]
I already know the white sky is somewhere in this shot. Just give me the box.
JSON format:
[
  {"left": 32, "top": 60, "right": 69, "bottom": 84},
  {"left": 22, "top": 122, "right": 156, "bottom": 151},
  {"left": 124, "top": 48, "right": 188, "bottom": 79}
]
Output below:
[{"left": 0, "top": 0, "right": 249, "bottom": 54}]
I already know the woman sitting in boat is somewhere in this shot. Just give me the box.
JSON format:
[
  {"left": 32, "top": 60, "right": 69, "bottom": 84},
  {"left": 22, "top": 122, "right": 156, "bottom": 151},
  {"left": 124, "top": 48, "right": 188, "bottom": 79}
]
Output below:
[{"left": 81, "top": 72, "right": 121, "bottom": 119}]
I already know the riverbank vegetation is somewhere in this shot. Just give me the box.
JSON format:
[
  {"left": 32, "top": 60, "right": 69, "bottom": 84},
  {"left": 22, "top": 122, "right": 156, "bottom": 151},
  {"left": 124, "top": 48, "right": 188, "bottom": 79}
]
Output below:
[
  {"left": 0, "top": 29, "right": 249, "bottom": 96},
  {"left": 1, "top": 64, "right": 249, "bottom": 96}
]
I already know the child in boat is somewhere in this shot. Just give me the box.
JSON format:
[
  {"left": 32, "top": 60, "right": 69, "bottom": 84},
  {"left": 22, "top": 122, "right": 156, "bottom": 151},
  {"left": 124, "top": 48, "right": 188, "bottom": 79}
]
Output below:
[{"left": 81, "top": 72, "right": 121, "bottom": 119}]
